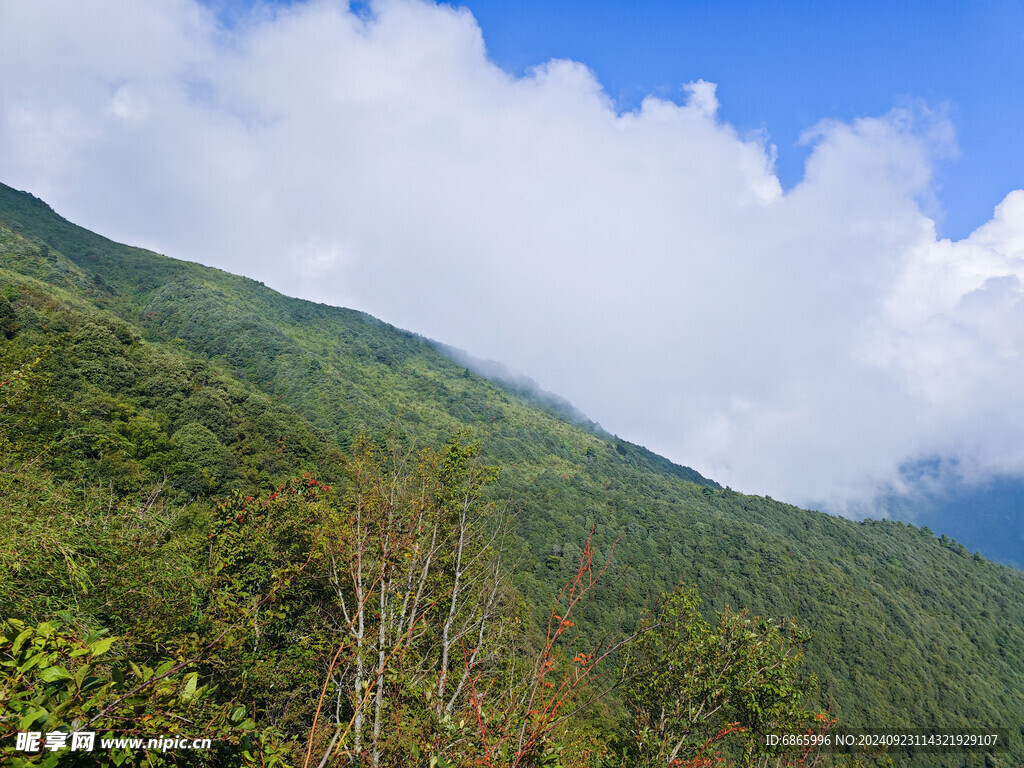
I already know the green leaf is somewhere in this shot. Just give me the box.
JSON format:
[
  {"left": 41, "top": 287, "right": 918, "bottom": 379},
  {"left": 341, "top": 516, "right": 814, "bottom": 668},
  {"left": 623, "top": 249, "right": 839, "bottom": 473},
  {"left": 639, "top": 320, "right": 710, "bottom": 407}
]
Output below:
[
  {"left": 180, "top": 672, "right": 198, "bottom": 701},
  {"left": 10, "top": 627, "right": 33, "bottom": 656},
  {"left": 80, "top": 675, "right": 105, "bottom": 692},
  {"left": 20, "top": 651, "right": 49, "bottom": 672},
  {"left": 19, "top": 706, "right": 47, "bottom": 730},
  {"left": 38, "top": 665, "right": 72, "bottom": 682},
  {"left": 88, "top": 636, "right": 115, "bottom": 657},
  {"left": 84, "top": 627, "right": 109, "bottom": 643}
]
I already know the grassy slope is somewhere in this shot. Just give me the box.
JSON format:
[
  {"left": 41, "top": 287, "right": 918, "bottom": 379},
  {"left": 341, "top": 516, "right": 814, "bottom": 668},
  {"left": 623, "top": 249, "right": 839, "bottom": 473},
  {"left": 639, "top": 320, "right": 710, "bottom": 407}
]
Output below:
[{"left": 2, "top": 182, "right": 1023, "bottom": 763}]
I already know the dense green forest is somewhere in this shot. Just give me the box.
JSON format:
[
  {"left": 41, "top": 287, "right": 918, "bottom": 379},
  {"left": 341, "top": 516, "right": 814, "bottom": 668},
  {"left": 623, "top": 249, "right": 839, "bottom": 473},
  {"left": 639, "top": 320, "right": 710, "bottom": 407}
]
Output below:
[{"left": 1, "top": 182, "right": 1022, "bottom": 767}]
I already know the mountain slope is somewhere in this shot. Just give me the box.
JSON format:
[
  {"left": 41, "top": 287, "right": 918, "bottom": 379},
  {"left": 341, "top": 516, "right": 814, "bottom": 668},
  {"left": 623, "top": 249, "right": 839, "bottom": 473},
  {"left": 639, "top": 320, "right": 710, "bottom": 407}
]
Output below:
[{"left": 2, "top": 182, "right": 1023, "bottom": 764}]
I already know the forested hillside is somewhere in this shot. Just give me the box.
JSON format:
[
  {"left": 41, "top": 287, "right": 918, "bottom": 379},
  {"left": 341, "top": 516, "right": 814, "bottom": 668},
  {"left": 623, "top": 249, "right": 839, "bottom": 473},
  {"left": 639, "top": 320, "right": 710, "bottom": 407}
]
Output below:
[{"left": 2, "top": 182, "right": 1022, "bottom": 767}]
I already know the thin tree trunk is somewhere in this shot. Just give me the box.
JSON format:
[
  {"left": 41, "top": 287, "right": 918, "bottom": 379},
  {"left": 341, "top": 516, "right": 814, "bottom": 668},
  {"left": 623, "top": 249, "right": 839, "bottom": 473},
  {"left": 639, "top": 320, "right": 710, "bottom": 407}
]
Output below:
[{"left": 437, "top": 495, "right": 470, "bottom": 713}]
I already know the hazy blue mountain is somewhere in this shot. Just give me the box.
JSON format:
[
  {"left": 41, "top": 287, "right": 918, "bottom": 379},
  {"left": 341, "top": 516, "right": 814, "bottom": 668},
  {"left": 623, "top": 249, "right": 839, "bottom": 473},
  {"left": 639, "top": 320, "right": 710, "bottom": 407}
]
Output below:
[{"left": 879, "top": 459, "right": 1024, "bottom": 568}]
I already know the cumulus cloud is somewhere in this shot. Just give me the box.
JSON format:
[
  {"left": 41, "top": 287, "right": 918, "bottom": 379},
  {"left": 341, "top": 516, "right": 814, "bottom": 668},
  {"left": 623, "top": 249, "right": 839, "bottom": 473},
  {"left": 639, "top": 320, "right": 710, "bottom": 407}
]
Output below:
[{"left": 2, "top": 0, "right": 1022, "bottom": 512}]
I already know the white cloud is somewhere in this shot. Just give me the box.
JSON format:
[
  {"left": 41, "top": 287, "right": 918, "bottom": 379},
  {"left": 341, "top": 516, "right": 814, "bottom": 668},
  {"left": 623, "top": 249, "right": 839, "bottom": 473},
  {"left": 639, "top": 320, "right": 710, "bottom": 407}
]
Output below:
[{"left": 2, "top": 0, "right": 1022, "bottom": 512}]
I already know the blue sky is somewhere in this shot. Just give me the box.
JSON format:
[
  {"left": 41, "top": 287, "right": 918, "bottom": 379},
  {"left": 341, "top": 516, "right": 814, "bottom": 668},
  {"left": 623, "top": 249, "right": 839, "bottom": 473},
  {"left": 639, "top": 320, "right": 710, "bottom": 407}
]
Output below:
[
  {"left": 471, "top": 0, "right": 1023, "bottom": 239},
  {"left": 240, "top": 0, "right": 1024, "bottom": 240}
]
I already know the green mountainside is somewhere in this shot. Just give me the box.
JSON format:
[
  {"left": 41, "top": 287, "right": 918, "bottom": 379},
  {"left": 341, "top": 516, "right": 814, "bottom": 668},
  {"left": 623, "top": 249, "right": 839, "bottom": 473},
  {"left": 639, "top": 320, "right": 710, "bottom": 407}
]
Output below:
[{"left": 2, "top": 182, "right": 1023, "bottom": 767}]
